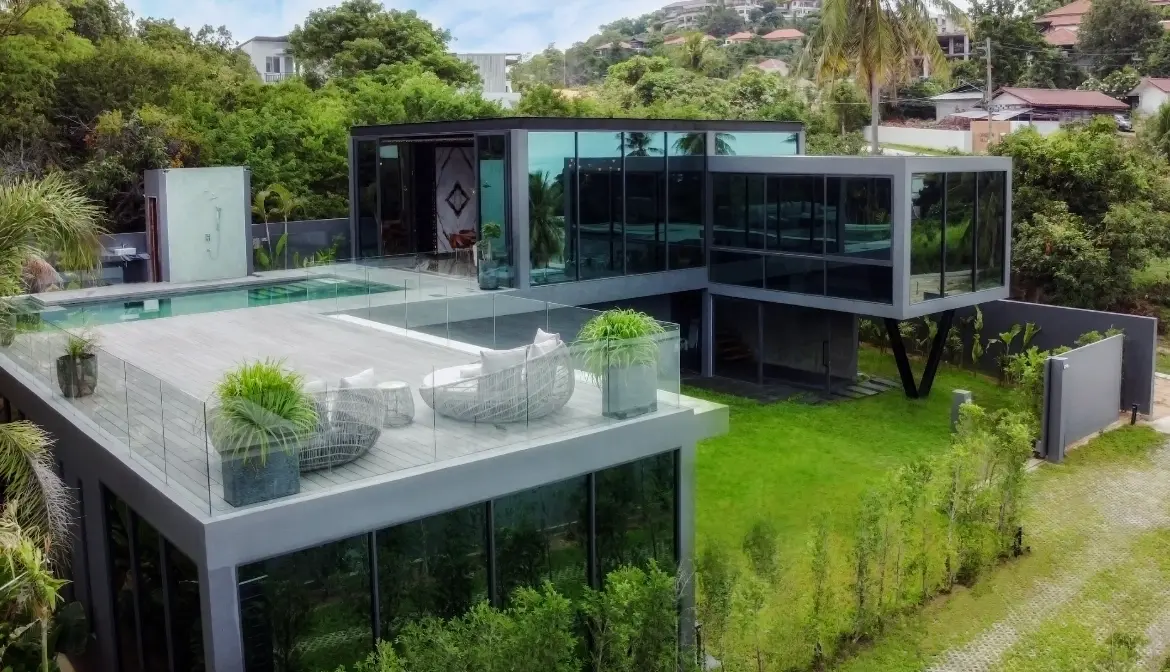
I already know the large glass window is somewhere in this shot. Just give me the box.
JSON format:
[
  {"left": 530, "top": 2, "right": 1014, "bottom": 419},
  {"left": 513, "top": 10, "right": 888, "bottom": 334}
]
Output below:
[
  {"left": 667, "top": 133, "right": 705, "bottom": 269},
  {"left": 825, "top": 262, "right": 894, "bottom": 303},
  {"left": 945, "top": 173, "right": 976, "bottom": 297},
  {"left": 528, "top": 132, "right": 576, "bottom": 285},
  {"left": 765, "top": 255, "right": 825, "bottom": 294},
  {"left": 478, "top": 134, "right": 512, "bottom": 288},
  {"left": 378, "top": 143, "right": 407, "bottom": 256},
  {"left": 713, "top": 174, "right": 747, "bottom": 247},
  {"left": 713, "top": 296, "right": 760, "bottom": 383},
  {"left": 710, "top": 249, "right": 763, "bottom": 287},
  {"left": 577, "top": 132, "right": 623, "bottom": 280},
  {"left": 376, "top": 505, "right": 488, "bottom": 639},
  {"left": 493, "top": 476, "right": 588, "bottom": 602},
  {"left": 106, "top": 492, "right": 140, "bottom": 672},
  {"left": 977, "top": 171, "right": 1007, "bottom": 290},
  {"left": 595, "top": 453, "right": 677, "bottom": 580},
  {"left": 136, "top": 518, "right": 168, "bottom": 671},
  {"left": 910, "top": 173, "right": 945, "bottom": 303},
  {"left": 714, "top": 132, "right": 799, "bottom": 156},
  {"left": 826, "top": 177, "right": 892, "bottom": 260},
  {"left": 167, "top": 542, "right": 205, "bottom": 672},
  {"left": 354, "top": 141, "right": 378, "bottom": 258},
  {"left": 770, "top": 175, "right": 823, "bottom": 254},
  {"left": 239, "top": 535, "right": 372, "bottom": 672},
  {"left": 624, "top": 132, "right": 668, "bottom": 274}
]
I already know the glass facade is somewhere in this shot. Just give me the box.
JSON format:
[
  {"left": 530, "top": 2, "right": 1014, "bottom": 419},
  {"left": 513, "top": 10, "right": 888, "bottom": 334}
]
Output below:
[
  {"left": 103, "top": 489, "right": 205, "bottom": 672},
  {"left": 237, "top": 451, "right": 679, "bottom": 670},
  {"left": 910, "top": 171, "right": 1008, "bottom": 303},
  {"left": 714, "top": 132, "right": 800, "bottom": 156},
  {"left": 711, "top": 173, "right": 895, "bottom": 304},
  {"left": 527, "top": 131, "right": 707, "bottom": 284},
  {"left": 353, "top": 140, "right": 378, "bottom": 259},
  {"left": 477, "top": 134, "right": 513, "bottom": 287}
]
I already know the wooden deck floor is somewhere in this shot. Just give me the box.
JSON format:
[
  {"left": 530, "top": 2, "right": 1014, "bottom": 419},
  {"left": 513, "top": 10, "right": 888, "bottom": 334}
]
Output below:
[{"left": 4, "top": 285, "right": 682, "bottom": 516}]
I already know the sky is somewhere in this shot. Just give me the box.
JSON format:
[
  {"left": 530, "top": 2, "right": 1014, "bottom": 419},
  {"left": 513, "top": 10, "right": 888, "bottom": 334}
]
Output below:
[{"left": 125, "top": 0, "right": 668, "bottom": 53}]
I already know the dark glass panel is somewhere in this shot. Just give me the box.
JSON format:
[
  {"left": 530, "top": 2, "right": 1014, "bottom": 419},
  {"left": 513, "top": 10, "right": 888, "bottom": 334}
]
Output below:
[
  {"left": 746, "top": 175, "right": 767, "bottom": 249},
  {"left": 238, "top": 535, "right": 372, "bottom": 672},
  {"left": 715, "top": 132, "right": 799, "bottom": 156},
  {"left": 577, "top": 132, "right": 623, "bottom": 279},
  {"left": 595, "top": 452, "right": 678, "bottom": 580},
  {"left": 977, "top": 171, "right": 1007, "bottom": 290},
  {"left": 910, "top": 173, "right": 945, "bottom": 303},
  {"left": 771, "top": 175, "right": 823, "bottom": 254},
  {"left": 527, "top": 132, "right": 576, "bottom": 285},
  {"left": 710, "top": 250, "right": 763, "bottom": 288},
  {"left": 713, "top": 174, "right": 747, "bottom": 247},
  {"left": 167, "top": 542, "right": 205, "bottom": 672},
  {"left": 713, "top": 296, "right": 760, "bottom": 383},
  {"left": 624, "top": 132, "right": 668, "bottom": 274},
  {"left": 667, "top": 133, "right": 705, "bottom": 269},
  {"left": 671, "top": 291, "right": 703, "bottom": 373},
  {"left": 945, "top": 172, "right": 976, "bottom": 297},
  {"left": 105, "top": 490, "right": 140, "bottom": 672},
  {"left": 376, "top": 505, "right": 488, "bottom": 639},
  {"left": 825, "top": 263, "right": 894, "bottom": 303},
  {"left": 136, "top": 518, "right": 168, "bottom": 671},
  {"left": 355, "top": 141, "right": 378, "bottom": 258},
  {"left": 378, "top": 142, "right": 408, "bottom": 256},
  {"left": 764, "top": 255, "right": 825, "bottom": 295},
  {"left": 825, "top": 177, "right": 892, "bottom": 260},
  {"left": 493, "top": 477, "right": 588, "bottom": 603},
  {"left": 477, "top": 134, "right": 512, "bottom": 288}
]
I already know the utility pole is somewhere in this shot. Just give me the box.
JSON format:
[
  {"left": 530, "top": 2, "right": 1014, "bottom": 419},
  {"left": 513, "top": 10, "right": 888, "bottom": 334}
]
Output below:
[{"left": 984, "top": 37, "right": 993, "bottom": 113}]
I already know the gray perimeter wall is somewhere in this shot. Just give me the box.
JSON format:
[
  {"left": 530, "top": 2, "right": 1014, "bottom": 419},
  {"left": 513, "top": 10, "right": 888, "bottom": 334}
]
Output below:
[
  {"left": 1042, "top": 334, "right": 1124, "bottom": 461},
  {"left": 957, "top": 300, "right": 1157, "bottom": 415},
  {"left": 251, "top": 218, "right": 351, "bottom": 264}
]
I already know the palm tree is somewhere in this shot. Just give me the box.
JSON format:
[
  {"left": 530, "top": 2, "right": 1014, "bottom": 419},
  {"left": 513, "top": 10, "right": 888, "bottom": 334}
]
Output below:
[
  {"left": 0, "top": 174, "right": 102, "bottom": 297},
  {"left": 671, "top": 132, "right": 735, "bottom": 156},
  {"left": 680, "top": 32, "right": 715, "bottom": 72},
  {"left": 251, "top": 187, "right": 278, "bottom": 269},
  {"left": 620, "top": 132, "right": 664, "bottom": 157},
  {"left": 0, "top": 511, "right": 67, "bottom": 672},
  {"left": 801, "top": 0, "right": 963, "bottom": 153},
  {"left": 528, "top": 172, "right": 565, "bottom": 273},
  {"left": 268, "top": 184, "right": 306, "bottom": 269}
]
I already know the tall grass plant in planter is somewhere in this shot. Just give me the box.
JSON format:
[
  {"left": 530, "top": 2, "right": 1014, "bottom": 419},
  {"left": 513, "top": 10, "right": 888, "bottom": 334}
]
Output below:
[
  {"left": 209, "top": 360, "right": 318, "bottom": 507},
  {"left": 56, "top": 331, "right": 97, "bottom": 398},
  {"left": 577, "top": 309, "right": 665, "bottom": 419}
]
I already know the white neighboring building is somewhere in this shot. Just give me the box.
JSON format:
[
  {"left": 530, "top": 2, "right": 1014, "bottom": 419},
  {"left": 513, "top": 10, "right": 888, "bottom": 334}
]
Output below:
[
  {"left": 454, "top": 53, "right": 521, "bottom": 93},
  {"left": 662, "top": 0, "right": 713, "bottom": 29},
  {"left": 728, "top": 0, "right": 762, "bottom": 22},
  {"left": 929, "top": 85, "right": 984, "bottom": 120},
  {"left": 1129, "top": 77, "right": 1170, "bottom": 116},
  {"left": 238, "top": 35, "right": 299, "bottom": 83}
]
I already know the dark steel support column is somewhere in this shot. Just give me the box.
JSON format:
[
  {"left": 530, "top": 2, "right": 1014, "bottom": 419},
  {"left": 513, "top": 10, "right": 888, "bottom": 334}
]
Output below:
[
  {"left": 885, "top": 318, "right": 919, "bottom": 399},
  {"left": 918, "top": 310, "right": 956, "bottom": 399}
]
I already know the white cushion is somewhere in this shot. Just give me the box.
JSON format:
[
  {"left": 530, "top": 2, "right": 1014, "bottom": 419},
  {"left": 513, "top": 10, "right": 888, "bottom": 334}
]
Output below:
[
  {"left": 425, "top": 365, "right": 468, "bottom": 388},
  {"left": 529, "top": 338, "right": 561, "bottom": 359},
  {"left": 535, "top": 328, "right": 560, "bottom": 344},
  {"left": 340, "top": 368, "right": 376, "bottom": 389},
  {"left": 480, "top": 346, "right": 528, "bottom": 374},
  {"left": 458, "top": 364, "right": 482, "bottom": 379}
]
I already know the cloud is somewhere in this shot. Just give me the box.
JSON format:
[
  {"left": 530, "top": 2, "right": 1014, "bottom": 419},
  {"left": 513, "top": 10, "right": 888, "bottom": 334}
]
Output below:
[{"left": 129, "top": 0, "right": 666, "bottom": 52}]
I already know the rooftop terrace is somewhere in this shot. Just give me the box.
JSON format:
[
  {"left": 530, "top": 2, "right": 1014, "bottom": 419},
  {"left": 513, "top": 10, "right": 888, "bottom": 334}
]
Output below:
[{"left": 1, "top": 262, "right": 694, "bottom": 517}]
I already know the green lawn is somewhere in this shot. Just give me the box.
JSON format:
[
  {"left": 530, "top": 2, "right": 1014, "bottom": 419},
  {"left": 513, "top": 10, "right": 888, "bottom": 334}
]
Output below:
[{"left": 690, "top": 347, "right": 1014, "bottom": 552}]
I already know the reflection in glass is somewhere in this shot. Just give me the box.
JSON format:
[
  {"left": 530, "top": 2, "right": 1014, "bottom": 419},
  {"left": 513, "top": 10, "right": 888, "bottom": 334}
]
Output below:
[
  {"left": 106, "top": 491, "right": 141, "bottom": 672},
  {"left": 765, "top": 255, "right": 825, "bottom": 294},
  {"left": 577, "top": 132, "right": 623, "bottom": 279},
  {"left": 137, "top": 518, "right": 168, "bottom": 671},
  {"left": 977, "top": 172, "right": 1007, "bottom": 290},
  {"left": 167, "top": 542, "right": 205, "bottom": 672},
  {"left": 238, "top": 535, "right": 372, "bottom": 672},
  {"left": 527, "top": 132, "right": 576, "bottom": 285},
  {"left": 825, "top": 262, "right": 894, "bottom": 303},
  {"left": 945, "top": 173, "right": 976, "bottom": 296},
  {"left": 746, "top": 176, "right": 767, "bottom": 249},
  {"left": 378, "top": 142, "right": 408, "bottom": 256},
  {"left": 710, "top": 250, "right": 763, "bottom": 287},
  {"left": 595, "top": 453, "right": 677, "bottom": 579},
  {"left": 713, "top": 174, "right": 747, "bottom": 247},
  {"left": 493, "top": 477, "right": 588, "bottom": 602},
  {"left": 771, "top": 175, "right": 823, "bottom": 253},
  {"left": 478, "top": 134, "right": 512, "bottom": 287},
  {"left": 910, "top": 173, "right": 945, "bottom": 303},
  {"left": 377, "top": 505, "right": 488, "bottom": 639},
  {"left": 624, "top": 132, "right": 668, "bottom": 274},
  {"left": 716, "top": 132, "right": 799, "bottom": 156},
  {"left": 832, "top": 177, "right": 892, "bottom": 260},
  {"left": 355, "top": 140, "right": 378, "bottom": 258},
  {"left": 667, "top": 133, "right": 705, "bottom": 269}
]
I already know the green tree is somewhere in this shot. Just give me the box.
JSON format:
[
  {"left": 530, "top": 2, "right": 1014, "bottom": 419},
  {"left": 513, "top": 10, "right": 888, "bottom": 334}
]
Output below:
[
  {"left": 1076, "top": 0, "right": 1163, "bottom": 76},
  {"left": 968, "top": 0, "right": 1050, "bottom": 88},
  {"left": 802, "top": 0, "right": 965, "bottom": 153},
  {"left": 64, "top": 0, "right": 131, "bottom": 42},
  {"left": 678, "top": 32, "right": 718, "bottom": 71},
  {"left": 288, "top": 0, "right": 477, "bottom": 84},
  {"left": 1017, "top": 46, "right": 1084, "bottom": 88},
  {"left": 1078, "top": 66, "right": 1141, "bottom": 100},
  {"left": 701, "top": 7, "right": 747, "bottom": 37}
]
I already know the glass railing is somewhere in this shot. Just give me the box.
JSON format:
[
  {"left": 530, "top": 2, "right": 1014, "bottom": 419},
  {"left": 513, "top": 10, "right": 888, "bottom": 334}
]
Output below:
[{"left": 0, "top": 290, "right": 681, "bottom": 517}]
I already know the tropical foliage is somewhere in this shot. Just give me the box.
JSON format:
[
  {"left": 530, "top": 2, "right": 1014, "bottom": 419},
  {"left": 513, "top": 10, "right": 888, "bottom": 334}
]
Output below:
[
  {"left": 576, "top": 309, "right": 667, "bottom": 384},
  {"left": 209, "top": 359, "right": 318, "bottom": 464}
]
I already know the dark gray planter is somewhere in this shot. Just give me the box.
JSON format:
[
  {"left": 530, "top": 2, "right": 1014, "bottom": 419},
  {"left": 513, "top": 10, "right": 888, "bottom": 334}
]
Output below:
[
  {"left": 478, "top": 260, "right": 500, "bottom": 290},
  {"left": 56, "top": 354, "right": 97, "bottom": 398},
  {"left": 215, "top": 435, "right": 301, "bottom": 507},
  {"left": 602, "top": 363, "right": 658, "bottom": 419}
]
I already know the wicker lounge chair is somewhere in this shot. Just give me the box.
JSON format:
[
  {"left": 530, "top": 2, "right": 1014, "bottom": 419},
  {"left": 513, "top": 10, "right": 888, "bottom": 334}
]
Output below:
[
  {"left": 420, "top": 343, "right": 574, "bottom": 423},
  {"left": 299, "top": 388, "right": 382, "bottom": 472}
]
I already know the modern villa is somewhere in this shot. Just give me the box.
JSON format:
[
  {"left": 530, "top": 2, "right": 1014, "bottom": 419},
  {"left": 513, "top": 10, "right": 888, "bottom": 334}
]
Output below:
[{"left": 0, "top": 118, "right": 1010, "bottom": 672}]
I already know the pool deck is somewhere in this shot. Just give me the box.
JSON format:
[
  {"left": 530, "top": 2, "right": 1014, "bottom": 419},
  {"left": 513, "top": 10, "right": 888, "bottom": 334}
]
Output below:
[{"left": 2, "top": 269, "right": 694, "bottom": 517}]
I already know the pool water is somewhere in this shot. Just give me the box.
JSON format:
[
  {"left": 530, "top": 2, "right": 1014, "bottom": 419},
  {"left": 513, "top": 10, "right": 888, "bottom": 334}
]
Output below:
[{"left": 39, "top": 277, "right": 400, "bottom": 328}]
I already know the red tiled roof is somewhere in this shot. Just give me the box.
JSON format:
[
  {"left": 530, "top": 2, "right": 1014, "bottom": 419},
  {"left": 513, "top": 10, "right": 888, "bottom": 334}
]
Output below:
[
  {"left": 762, "top": 28, "right": 805, "bottom": 40},
  {"left": 1044, "top": 28, "right": 1079, "bottom": 46},
  {"left": 996, "top": 87, "right": 1128, "bottom": 110},
  {"left": 664, "top": 33, "right": 715, "bottom": 45},
  {"left": 755, "top": 58, "right": 790, "bottom": 73},
  {"left": 727, "top": 31, "right": 755, "bottom": 41},
  {"left": 1136, "top": 77, "right": 1170, "bottom": 93},
  {"left": 1041, "top": 0, "right": 1091, "bottom": 17}
]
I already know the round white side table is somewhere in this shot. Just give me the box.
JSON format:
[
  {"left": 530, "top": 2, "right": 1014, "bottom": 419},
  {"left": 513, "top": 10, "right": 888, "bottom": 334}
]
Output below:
[{"left": 377, "top": 381, "right": 414, "bottom": 428}]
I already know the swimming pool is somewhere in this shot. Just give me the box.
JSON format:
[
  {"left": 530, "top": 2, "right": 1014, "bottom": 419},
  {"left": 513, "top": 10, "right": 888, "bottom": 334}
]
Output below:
[{"left": 37, "top": 277, "right": 400, "bottom": 328}]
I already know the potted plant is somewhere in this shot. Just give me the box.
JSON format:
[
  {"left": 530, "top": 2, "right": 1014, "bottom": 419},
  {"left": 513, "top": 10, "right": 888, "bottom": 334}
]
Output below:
[
  {"left": 208, "top": 360, "right": 318, "bottom": 507},
  {"left": 56, "top": 330, "right": 98, "bottom": 398},
  {"left": 577, "top": 309, "right": 666, "bottom": 419},
  {"left": 477, "top": 221, "right": 503, "bottom": 290},
  {"left": 0, "top": 299, "right": 17, "bottom": 347}
]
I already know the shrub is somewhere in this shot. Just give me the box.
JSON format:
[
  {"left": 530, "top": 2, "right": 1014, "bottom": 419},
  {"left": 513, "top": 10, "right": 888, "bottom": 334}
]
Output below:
[
  {"left": 742, "top": 520, "right": 779, "bottom": 581},
  {"left": 576, "top": 309, "right": 666, "bottom": 384},
  {"left": 209, "top": 359, "right": 318, "bottom": 463}
]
